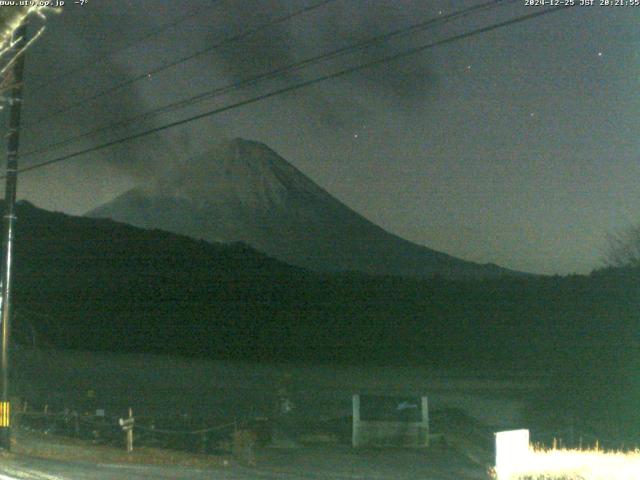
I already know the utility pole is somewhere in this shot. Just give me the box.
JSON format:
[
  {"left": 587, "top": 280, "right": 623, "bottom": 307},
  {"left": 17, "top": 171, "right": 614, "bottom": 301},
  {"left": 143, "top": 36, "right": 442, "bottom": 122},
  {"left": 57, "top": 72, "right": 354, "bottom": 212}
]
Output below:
[{"left": 0, "top": 23, "right": 28, "bottom": 451}]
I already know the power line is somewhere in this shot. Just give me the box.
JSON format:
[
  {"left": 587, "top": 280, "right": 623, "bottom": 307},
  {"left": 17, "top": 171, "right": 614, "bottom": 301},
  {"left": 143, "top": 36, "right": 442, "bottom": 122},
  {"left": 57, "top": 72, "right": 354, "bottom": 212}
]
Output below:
[
  {"left": 12, "top": 5, "right": 573, "bottom": 177},
  {"left": 21, "top": 0, "right": 514, "bottom": 159},
  {"left": 30, "top": 2, "right": 217, "bottom": 90},
  {"left": 23, "top": 0, "right": 339, "bottom": 131}
]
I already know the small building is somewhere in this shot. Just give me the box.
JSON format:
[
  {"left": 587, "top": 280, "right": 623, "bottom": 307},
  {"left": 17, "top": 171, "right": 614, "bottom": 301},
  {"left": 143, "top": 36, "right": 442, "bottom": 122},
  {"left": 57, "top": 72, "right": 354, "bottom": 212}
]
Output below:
[{"left": 352, "top": 394, "right": 429, "bottom": 448}]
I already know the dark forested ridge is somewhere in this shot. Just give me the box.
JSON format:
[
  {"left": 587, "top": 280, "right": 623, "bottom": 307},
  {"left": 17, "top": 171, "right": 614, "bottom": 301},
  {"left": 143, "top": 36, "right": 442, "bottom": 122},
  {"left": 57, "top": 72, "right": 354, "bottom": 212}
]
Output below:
[
  {"left": 5, "top": 201, "right": 639, "bottom": 437},
  {"left": 7, "top": 201, "right": 637, "bottom": 368}
]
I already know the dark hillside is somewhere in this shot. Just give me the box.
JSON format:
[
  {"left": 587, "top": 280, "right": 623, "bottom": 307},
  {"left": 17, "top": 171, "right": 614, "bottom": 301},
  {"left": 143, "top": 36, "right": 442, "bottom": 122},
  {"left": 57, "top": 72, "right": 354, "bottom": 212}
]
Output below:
[
  {"left": 3, "top": 201, "right": 638, "bottom": 438},
  {"left": 8, "top": 201, "right": 637, "bottom": 369}
]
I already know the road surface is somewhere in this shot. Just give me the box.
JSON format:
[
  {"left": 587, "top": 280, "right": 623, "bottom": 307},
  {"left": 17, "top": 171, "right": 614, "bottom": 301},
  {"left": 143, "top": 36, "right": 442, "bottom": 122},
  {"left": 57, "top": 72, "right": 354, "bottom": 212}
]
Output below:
[{"left": 0, "top": 446, "right": 489, "bottom": 479}]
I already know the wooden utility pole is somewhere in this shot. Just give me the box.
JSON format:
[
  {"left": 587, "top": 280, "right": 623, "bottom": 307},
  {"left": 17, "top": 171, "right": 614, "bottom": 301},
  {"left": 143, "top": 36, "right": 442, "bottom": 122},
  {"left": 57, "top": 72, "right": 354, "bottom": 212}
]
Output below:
[{"left": 0, "top": 23, "right": 28, "bottom": 451}]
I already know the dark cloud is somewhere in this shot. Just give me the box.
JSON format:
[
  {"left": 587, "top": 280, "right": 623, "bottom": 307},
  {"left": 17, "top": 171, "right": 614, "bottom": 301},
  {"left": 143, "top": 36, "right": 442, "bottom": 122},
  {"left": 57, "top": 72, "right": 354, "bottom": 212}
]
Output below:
[
  {"left": 203, "top": 0, "right": 439, "bottom": 128},
  {"left": 18, "top": 2, "right": 175, "bottom": 178},
  {"left": 205, "top": 0, "right": 294, "bottom": 83}
]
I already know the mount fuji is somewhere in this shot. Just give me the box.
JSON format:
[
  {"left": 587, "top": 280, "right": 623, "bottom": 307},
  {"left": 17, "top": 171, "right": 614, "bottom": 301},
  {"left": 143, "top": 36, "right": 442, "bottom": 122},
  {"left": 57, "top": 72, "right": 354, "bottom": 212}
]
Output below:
[{"left": 88, "top": 138, "right": 519, "bottom": 279}]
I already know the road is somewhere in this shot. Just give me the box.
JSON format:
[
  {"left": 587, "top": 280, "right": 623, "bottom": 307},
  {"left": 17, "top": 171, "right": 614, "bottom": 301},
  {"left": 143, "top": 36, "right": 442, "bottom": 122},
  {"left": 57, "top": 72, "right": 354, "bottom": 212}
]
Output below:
[
  {"left": 0, "top": 446, "right": 489, "bottom": 479},
  {"left": 1, "top": 456, "right": 239, "bottom": 480}
]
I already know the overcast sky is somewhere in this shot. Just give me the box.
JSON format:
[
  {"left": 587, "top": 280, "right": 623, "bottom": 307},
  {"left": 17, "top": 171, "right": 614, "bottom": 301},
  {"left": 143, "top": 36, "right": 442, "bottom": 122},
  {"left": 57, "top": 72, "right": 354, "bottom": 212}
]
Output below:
[{"left": 5, "top": 0, "right": 639, "bottom": 275}]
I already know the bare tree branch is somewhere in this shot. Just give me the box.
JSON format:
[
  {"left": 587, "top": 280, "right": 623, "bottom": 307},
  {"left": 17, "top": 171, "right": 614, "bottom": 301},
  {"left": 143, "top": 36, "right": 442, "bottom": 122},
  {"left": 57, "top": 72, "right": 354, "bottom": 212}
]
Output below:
[{"left": 604, "top": 224, "right": 640, "bottom": 268}]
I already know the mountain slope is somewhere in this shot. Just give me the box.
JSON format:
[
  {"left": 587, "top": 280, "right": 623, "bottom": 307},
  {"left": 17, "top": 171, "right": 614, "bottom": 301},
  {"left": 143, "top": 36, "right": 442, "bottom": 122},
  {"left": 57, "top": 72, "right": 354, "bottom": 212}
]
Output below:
[{"left": 88, "top": 138, "right": 519, "bottom": 278}]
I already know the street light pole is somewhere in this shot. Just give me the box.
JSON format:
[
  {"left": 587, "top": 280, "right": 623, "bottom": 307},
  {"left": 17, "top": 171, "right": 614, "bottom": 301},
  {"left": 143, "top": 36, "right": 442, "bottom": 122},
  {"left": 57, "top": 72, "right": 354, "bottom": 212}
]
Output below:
[{"left": 0, "top": 23, "right": 28, "bottom": 451}]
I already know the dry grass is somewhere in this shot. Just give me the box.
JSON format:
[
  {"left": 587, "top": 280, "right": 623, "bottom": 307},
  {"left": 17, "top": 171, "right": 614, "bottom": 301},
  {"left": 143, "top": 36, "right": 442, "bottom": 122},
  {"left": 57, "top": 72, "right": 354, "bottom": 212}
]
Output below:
[
  {"left": 493, "top": 446, "right": 640, "bottom": 480},
  {"left": 231, "top": 429, "right": 257, "bottom": 466}
]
